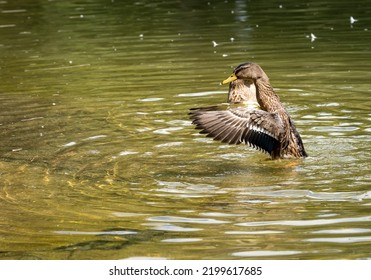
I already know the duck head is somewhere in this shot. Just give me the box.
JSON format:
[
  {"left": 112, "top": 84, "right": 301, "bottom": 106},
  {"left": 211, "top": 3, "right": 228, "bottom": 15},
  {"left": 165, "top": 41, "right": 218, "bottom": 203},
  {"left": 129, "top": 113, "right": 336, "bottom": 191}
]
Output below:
[
  {"left": 223, "top": 62, "right": 268, "bottom": 105},
  {"left": 222, "top": 62, "right": 269, "bottom": 84}
]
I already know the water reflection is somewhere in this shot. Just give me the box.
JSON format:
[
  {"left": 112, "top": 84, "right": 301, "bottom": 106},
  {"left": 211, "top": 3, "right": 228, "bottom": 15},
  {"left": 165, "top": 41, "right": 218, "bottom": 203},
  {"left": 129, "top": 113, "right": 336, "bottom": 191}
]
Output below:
[{"left": 1, "top": 0, "right": 371, "bottom": 260}]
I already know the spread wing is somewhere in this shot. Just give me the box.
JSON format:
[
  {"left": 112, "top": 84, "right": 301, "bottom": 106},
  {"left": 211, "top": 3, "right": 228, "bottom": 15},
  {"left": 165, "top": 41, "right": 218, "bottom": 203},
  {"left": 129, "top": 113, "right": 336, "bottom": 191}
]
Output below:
[{"left": 189, "top": 106, "right": 284, "bottom": 155}]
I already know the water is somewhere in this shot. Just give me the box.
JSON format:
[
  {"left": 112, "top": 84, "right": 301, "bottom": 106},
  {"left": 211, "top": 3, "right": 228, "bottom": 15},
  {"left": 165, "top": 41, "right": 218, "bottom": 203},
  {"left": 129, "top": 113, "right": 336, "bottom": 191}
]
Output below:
[{"left": 0, "top": 0, "right": 370, "bottom": 259}]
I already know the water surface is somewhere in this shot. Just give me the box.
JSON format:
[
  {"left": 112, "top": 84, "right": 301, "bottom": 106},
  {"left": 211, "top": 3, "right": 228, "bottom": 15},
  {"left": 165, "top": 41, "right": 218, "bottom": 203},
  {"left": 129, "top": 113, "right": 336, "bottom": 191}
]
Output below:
[{"left": 0, "top": 0, "right": 370, "bottom": 259}]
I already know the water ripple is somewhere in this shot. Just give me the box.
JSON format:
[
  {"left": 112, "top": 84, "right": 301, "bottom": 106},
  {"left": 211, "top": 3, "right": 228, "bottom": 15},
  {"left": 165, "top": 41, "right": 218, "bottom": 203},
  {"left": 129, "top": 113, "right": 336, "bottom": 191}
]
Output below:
[
  {"left": 161, "top": 238, "right": 202, "bottom": 243},
  {"left": 238, "top": 190, "right": 371, "bottom": 202},
  {"left": 147, "top": 215, "right": 228, "bottom": 224},
  {"left": 237, "top": 215, "right": 371, "bottom": 227},
  {"left": 156, "top": 181, "right": 220, "bottom": 196},
  {"left": 55, "top": 230, "right": 137, "bottom": 235},
  {"left": 177, "top": 91, "right": 225, "bottom": 97},
  {"left": 153, "top": 127, "right": 183, "bottom": 135},
  {"left": 306, "top": 236, "right": 371, "bottom": 244},
  {"left": 150, "top": 224, "right": 201, "bottom": 232},
  {"left": 232, "top": 250, "right": 301, "bottom": 257},
  {"left": 311, "top": 228, "right": 371, "bottom": 234},
  {"left": 226, "top": 230, "right": 284, "bottom": 235}
]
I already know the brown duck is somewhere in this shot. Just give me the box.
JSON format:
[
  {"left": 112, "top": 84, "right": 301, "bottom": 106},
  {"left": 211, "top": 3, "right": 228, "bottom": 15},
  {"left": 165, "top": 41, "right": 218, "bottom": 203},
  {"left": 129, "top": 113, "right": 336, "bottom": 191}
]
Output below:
[{"left": 189, "top": 62, "right": 307, "bottom": 159}]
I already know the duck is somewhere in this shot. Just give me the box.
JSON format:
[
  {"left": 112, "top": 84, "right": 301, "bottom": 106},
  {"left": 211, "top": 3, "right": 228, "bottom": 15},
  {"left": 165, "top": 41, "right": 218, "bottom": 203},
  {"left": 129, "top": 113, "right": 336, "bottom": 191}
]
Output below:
[{"left": 189, "top": 62, "right": 307, "bottom": 159}]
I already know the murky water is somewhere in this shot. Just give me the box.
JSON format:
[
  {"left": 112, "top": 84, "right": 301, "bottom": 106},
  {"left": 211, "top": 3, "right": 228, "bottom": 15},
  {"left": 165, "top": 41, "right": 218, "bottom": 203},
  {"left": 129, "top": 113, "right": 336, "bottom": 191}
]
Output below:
[{"left": 0, "top": 0, "right": 370, "bottom": 259}]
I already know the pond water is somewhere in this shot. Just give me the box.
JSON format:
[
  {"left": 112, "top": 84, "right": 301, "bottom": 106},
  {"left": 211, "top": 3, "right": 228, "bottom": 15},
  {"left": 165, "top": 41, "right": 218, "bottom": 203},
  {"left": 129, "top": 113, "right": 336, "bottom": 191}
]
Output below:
[{"left": 0, "top": 0, "right": 370, "bottom": 259}]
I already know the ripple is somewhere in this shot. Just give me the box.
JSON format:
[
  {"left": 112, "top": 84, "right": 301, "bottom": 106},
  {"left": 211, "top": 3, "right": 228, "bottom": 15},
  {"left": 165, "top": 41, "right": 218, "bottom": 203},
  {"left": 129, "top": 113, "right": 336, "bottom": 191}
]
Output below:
[
  {"left": 306, "top": 236, "right": 371, "bottom": 243},
  {"left": 153, "top": 127, "right": 183, "bottom": 134},
  {"left": 1, "top": 9, "right": 27, "bottom": 13},
  {"left": 156, "top": 181, "right": 220, "bottom": 197},
  {"left": 147, "top": 215, "right": 228, "bottom": 224},
  {"left": 161, "top": 238, "right": 202, "bottom": 243},
  {"left": 287, "top": 88, "right": 304, "bottom": 92},
  {"left": 177, "top": 91, "right": 225, "bottom": 97},
  {"left": 0, "top": 24, "right": 16, "bottom": 28},
  {"left": 55, "top": 230, "right": 137, "bottom": 235},
  {"left": 239, "top": 199, "right": 274, "bottom": 204},
  {"left": 166, "top": 120, "right": 190, "bottom": 126},
  {"left": 136, "top": 127, "right": 152, "bottom": 132},
  {"left": 138, "top": 97, "right": 164, "bottom": 102},
  {"left": 237, "top": 215, "right": 371, "bottom": 227},
  {"left": 83, "top": 135, "right": 107, "bottom": 141},
  {"left": 311, "top": 228, "right": 371, "bottom": 234},
  {"left": 124, "top": 257, "right": 167, "bottom": 260},
  {"left": 118, "top": 150, "right": 139, "bottom": 156},
  {"left": 149, "top": 223, "right": 201, "bottom": 232},
  {"left": 232, "top": 250, "right": 301, "bottom": 257},
  {"left": 60, "top": 135, "right": 108, "bottom": 149},
  {"left": 200, "top": 212, "right": 245, "bottom": 217},
  {"left": 226, "top": 230, "right": 284, "bottom": 235},
  {"left": 307, "top": 191, "right": 371, "bottom": 201},
  {"left": 112, "top": 212, "right": 148, "bottom": 217},
  {"left": 155, "top": 142, "right": 183, "bottom": 148},
  {"left": 238, "top": 189, "right": 371, "bottom": 202},
  {"left": 21, "top": 116, "right": 44, "bottom": 122},
  {"left": 62, "top": 141, "right": 77, "bottom": 147},
  {"left": 311, "top": 126, "right": 359, "bottom": 132},
  {"left": 316, "top": 102, "right": 340, "bottom": 107},
  {"left": 219, "top": 153, "right": 247, "bottom": 160}
]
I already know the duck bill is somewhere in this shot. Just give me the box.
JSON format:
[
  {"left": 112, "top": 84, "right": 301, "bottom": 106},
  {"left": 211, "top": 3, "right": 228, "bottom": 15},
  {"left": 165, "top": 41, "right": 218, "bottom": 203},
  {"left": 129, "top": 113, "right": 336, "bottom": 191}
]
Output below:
[{"left": 222, "top": 73, "right": 237, "bottom": 85}]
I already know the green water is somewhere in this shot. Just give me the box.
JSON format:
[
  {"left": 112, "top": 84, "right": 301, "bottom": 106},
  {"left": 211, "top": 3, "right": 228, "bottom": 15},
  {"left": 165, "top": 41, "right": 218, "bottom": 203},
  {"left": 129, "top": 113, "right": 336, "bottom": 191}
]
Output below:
[{"left": 0, "top": 0, "right": 370, "bottom": 259}]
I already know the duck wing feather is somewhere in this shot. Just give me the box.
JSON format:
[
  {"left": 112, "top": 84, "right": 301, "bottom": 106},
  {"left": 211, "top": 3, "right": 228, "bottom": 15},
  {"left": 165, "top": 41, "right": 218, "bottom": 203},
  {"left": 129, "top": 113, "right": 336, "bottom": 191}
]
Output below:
[{"left": 189, "top": 106, "right": 284, "bottom": 155}]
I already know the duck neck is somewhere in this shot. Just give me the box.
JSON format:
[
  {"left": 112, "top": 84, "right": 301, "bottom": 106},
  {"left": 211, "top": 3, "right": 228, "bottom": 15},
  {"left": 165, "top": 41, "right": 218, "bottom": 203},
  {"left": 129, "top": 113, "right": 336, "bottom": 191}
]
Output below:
[
  {"left": 228, "top": 79, "right": 258, "bottom": 104},
  {"left": 255, "top": 78, "right": 284, "bottom": 112}
]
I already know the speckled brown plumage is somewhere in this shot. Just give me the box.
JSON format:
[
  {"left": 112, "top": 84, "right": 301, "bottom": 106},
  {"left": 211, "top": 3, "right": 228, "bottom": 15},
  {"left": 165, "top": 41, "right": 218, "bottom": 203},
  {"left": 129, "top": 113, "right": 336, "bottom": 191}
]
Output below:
[{"left": 189, "top": 62, "right": 307, "bottom": 159}]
